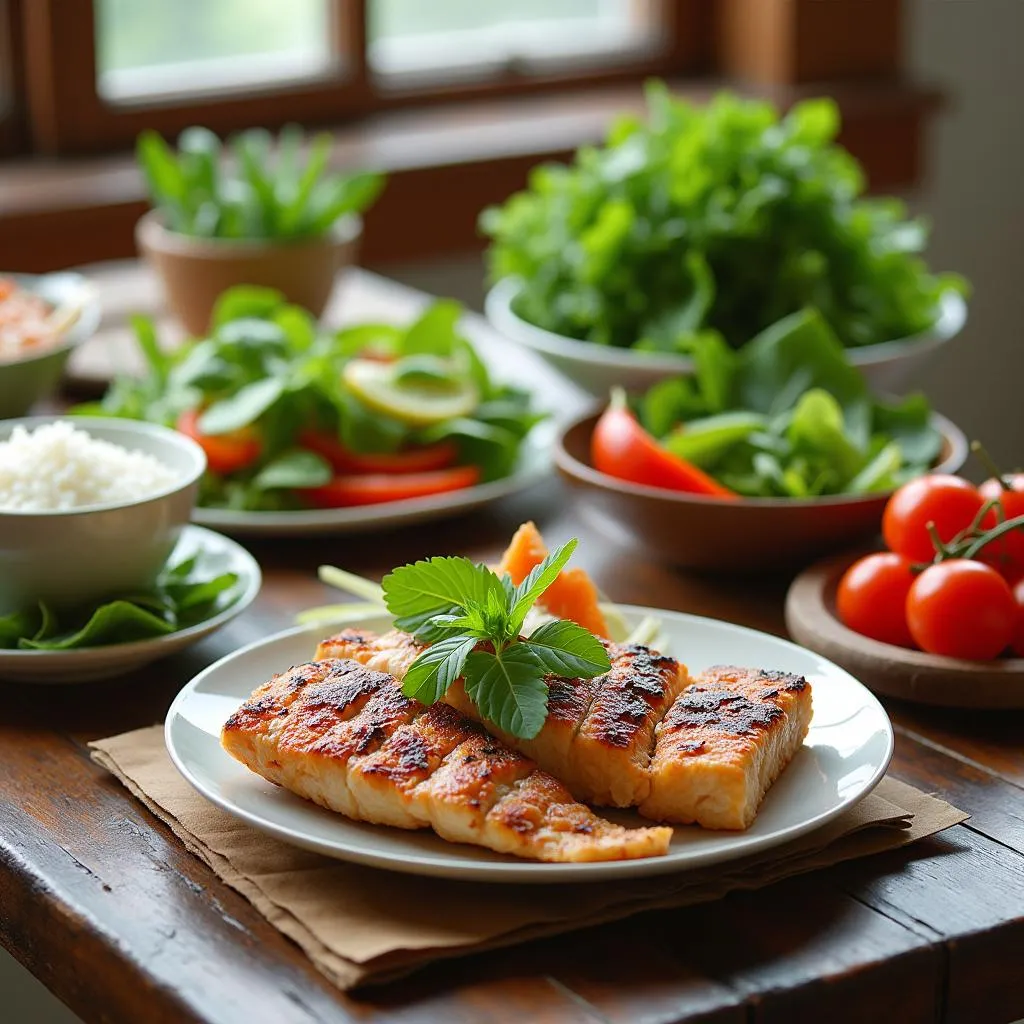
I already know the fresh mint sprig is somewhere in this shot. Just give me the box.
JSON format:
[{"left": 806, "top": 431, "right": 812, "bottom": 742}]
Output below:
[{"left": 381, "top": 539, "right": 611, "bottom": 739}]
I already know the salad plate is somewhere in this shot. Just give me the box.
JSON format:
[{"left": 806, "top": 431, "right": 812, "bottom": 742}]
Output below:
[
  {"left": 165, "top": 605, "right": 893, "bottom": 883},
  {"left": 191, "top": 420, "right": 553, "bottom": 537},
  {"left": 0, "top": 525, "right": 261, "bottom": 684}
]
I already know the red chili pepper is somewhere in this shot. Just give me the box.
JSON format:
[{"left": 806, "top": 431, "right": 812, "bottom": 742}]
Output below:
[{"left": 590, "top": 389, "right": 738, "bottom": 500}]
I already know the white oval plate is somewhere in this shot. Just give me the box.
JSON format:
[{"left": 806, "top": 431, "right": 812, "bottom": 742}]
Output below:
[
  {"left": 192, "top": 424, "right": 553, "bottom": 537},
  {"left": 0, "top": 525, "right": 261, "bottom": 684},
  {"left": 165, "top": 606, "right": 893, "bottom": 883}
]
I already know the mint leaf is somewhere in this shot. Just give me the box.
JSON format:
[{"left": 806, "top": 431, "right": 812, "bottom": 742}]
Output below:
[
  {"left": 524, "top": 620, "right": 611, "bottom": 678},
  {"left": 383, "top": 556, "right": 506, "bottom": 635},
  {"left": 402, "top": 635, "right": 478, "bottom": 704},
  {"left": 395, "top": 604, "right": 462, "bottom": 643},
  {"left": 463, "top": 647, "right": 549, "bottom": 739},
  {"left": 508, "top": 538, "right": 577, "bottom": 634}
]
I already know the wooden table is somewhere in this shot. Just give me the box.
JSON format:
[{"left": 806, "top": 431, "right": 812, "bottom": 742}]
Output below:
[{"left": 3, "top": 269, "right": 1024, "bottom": 1024}]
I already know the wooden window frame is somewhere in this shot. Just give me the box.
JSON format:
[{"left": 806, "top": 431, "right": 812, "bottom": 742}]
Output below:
[
  {"left": 0, "top": 0, "right": 27, "bottom": 155},
  {"left": 1, "top": 0, "right": 937, "bottom": 274},
  {"left": 19, "top": 0, "right": 706, "bottom": 155}
]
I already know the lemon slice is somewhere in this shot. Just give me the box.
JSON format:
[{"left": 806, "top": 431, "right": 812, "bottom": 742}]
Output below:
[{"left": 342, "top": 358, "right": 479, "bottom": 427}]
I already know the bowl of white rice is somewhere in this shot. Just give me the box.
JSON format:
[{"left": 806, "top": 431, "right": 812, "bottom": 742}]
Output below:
[{"left": 0, "top": 417, "right": 206, "bottom": 611}]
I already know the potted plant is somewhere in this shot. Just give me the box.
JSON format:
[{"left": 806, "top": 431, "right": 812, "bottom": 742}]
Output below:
[{"left": 135, "top": 125, "right": 385, "bottom": 335}]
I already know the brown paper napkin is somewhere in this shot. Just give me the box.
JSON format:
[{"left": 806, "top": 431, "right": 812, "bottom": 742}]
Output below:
[{"left": 91, "top": 726, "right": 967, "bottom": 991}]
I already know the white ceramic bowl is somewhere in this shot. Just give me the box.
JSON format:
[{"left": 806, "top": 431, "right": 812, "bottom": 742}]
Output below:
[
  {"left": 0, "top": 273, "right": 102, "bottom": 418},
  {"left": 485, "top": 278, "right": 967, "bottom": 397},
  {"left": 0, "top": 416, "right": 206, "bottom": 612}
]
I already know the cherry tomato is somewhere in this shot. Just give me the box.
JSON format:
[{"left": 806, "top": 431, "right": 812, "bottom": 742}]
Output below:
[
  {"left": 591, "top": 390, "right": 737, "bottom": 500},
  {"left": 300, "top": 431, "right": 457, "bottom": 475},
  {"left": 176, "top": 408, "right": 261, "bottom": 476},
  {"left": 836, "top": 553, "right": 916, "bottom": 648},
  {"left": 978, "top": 475, "right": 1024, "bottom": 577},
  {"left": 882, "top": 475, "right": 985, "bottom": 564},
  {"left": 299, "top": 465, "right": 480, "bottom": 508},
  {"left": 906, "top": 559, "right": 1015, "bottom": 659},
  {"left": 1012, "top": 577, "right": 1024, "bottom": 658}
]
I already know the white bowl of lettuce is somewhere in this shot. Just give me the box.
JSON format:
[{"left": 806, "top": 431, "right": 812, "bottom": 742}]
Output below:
[{"left": 482, "top": 86, "right": 967, "bottom": 398}]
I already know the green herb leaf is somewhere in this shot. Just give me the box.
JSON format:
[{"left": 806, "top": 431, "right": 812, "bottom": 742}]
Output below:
[
  {"left": 211, "top": 285, "right": 285, "bottom": 328},
  {"left": 508, "top": 539, "right": 577, "bottom": 634},
  {"left": 253, "top": 450, "right": 333, "bottom": 491},
  {"left": 523, "top": 620, "right": 611, "bottom": 677},
  {"left": 199, "top": 377, "right": 284, "bottom": 435},
  {"left": 462, "top": 647, "right": 549, "bottom": 739},
  {"left": 18, "top": 601, "right": 177, "bottom": 650},
  {"left": 382, "top": 557, "right": 506, "bottom": 635},
  {"left": 401, "top": 634, "right": 479, "bottom": 704},
  {"left": 403, "top": 300, "right": 462, "bottom": 357}
]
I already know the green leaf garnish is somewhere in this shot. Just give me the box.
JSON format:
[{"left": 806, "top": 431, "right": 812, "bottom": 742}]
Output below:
[
  {"left": 402, "top": 635, "right": 479, "bottom": 705},
  {"left": 462, "top": 647, "right": 550, "bottom": 740},
  {"left": 508, "top": 539, "right": 577, "bottom": 634},
  {"left": 381, "top": 542, "right": 611, "bottom": 739},
  {"left": 522, "top": 620, "right": 610, "bottom": 678},
  {"left": 383, "top": 556, "right": 503, "bottom": 629}
]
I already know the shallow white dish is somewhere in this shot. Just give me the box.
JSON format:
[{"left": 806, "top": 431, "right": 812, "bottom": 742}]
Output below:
[
  {"left": 0, "top": 525, "right": 261, "bottom": 684},
  {"left": 192, "top": 423, "right": 553, "bottom": 537},
  {"left": 165, "top": 605, "right": 893, "bottom": 883},
  {"left": 485, "top": 277, "right": 967, "bottom": 397}
]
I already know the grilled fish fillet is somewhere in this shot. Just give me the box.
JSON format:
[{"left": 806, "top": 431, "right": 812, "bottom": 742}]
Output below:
[
  {"left": 221, "top": 657, "right": 672, "bottom": 862},
  {"left": 317, "top": 630, "right": 812, "bottom": 830},
  {"left": 317, "top": 629, "right": 688, "bottom": 807},
  {"left": 639, "top": 666, "right": 813, "bottom": 830}
]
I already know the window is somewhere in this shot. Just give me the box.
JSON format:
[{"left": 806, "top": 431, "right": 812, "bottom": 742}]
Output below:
[
  {"left": 94, "top": 0, "right": 338, "bottom": 104},
  {"left": 369, "top": 0, "right": 659, "bottom": 85},
  {"left": 0, "top": 0, "right": 24, "bottom": 154},
  {"left": 16, "top": 0, "right": 691, "bottom": 154}
]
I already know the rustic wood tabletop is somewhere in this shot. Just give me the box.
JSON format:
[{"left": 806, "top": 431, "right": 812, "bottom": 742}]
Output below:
[{"left": 2, "top": 268, "right": 1023, "bottom": 1024}]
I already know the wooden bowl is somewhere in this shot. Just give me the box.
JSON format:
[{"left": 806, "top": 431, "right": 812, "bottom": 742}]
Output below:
[
  {"left": 553, "top": 410, "right": 968, "bottom": 574},
  {"left": 785, "top": 551, "right": 1024, "bottom": 709}
]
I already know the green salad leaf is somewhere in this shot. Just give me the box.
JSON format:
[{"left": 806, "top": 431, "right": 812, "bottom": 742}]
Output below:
[
  {"left": 639, "top": 309, "right": 943, "bottom": 498},
  {"left": 0, "top": 552, "right": 241, "bottom": 651},
  {"left": 381, "top": 542, "right": 611, "bottom": 740},
  {"left": 77, "top": 288, "right": 542, "bottom": 512},
  {"left": 482, "top": 83, "right": 967, "bottom": 352}
]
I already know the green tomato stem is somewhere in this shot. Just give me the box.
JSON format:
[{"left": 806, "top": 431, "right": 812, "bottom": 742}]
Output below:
[{"left": 962, "top": 513, "right": 1024, "bottom": 560}]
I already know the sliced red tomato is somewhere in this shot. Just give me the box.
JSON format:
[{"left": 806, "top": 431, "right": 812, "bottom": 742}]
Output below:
[
  {"left": 299, "top": 431, "right": 457, "bottom": 475},
  {"left": 176, "top": 408, "right": 261, "bottom": 476},
  {"left": 299, "top": 465, "right": 480, "bottom": 508},
  {"left": 591, "top": 389, "right": 737, "bottom": 500}
]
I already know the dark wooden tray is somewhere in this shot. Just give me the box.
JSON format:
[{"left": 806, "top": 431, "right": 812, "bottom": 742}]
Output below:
[{"left": 786, "top": 550, "right": 1024, "bottom": 709}]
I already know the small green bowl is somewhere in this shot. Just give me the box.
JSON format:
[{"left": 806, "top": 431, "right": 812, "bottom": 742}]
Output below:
[{"left": 0, "top": 272, "right": 102, "bottom": 418}]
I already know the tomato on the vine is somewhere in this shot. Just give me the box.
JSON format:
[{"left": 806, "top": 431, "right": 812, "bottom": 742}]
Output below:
[
  {"left": 978, "top": 474, "right": 1024, "bottom": 577},
  {"left": 882, "top": 475, "right": 985, "bottom": 564},
  {"left": 836, "top": 552, "right": 916, "bottom": 648},
  {"left": 906, "top": 559, "right": 1016, "bottom": 660}
]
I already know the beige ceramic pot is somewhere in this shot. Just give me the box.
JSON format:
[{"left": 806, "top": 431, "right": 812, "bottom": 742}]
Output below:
[{"left": 136, "top": 211, "right": 361, "bottom": 336}]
